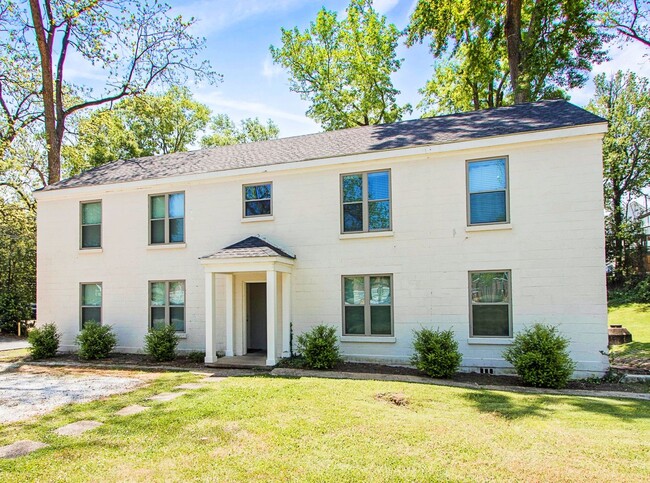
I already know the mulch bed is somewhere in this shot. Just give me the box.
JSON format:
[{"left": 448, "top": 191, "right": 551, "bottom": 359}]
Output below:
[{"left": 42, "top": 353, "right": 207, "bottom": 369}]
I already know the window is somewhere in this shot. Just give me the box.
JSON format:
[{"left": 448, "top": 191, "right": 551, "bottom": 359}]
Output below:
[
  {"left": 341, "top": 170, "right": 391, "bottom": 233},
  {"left": 80, "top": 201, "right": 101, "bottom": 248},
  {"left": 149, "top": 281, "right": 185, "bottom": 332},
  {"left": 243, "top": 183, "right": 272, "bottom": 217},
  {"left": 150, "top": 192, "right": 184, "bottom": 244},
  {"left": 467, "top": 157, "right": 508, "bottom": 225},
  {"left": 469, "top": 271, "right": 511, "bottom": 337},
  {"left": 80, "top": 283, "right": 102, "bottom": 328},
  {"left": 342, "top": 275, "right": 393, "bottom": 336}
]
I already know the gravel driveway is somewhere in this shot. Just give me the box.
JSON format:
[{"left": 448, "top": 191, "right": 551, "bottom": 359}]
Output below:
[{"left": 0, "top": 364, "right": 143, "bottom": 423}]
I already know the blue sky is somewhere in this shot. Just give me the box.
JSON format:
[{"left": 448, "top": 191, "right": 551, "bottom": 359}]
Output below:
[{"left": 72, "top": 0, "right": 650, "bottom": 138}]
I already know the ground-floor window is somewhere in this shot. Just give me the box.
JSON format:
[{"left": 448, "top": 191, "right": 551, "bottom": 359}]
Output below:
[
  {"left": 149, "top": 280, "right": 185, "bottom": 332},
  {"left": 80, "top": 282, "right": 102, "bottom": 328},
  {"left": 342, "top": 274, "right": 393, "bottom": 336},
  {"left": 469, "top": 270, "right": 511, "bottom": 337}
]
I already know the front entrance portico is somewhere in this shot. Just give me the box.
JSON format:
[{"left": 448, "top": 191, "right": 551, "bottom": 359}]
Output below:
[{"left": 200, "top": 237, "right": 295, "bottom": 366}]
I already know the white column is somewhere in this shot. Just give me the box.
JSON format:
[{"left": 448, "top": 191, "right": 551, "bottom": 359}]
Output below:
[
  {"left": 225, "top": 273, "right": 234, "bottom": 357},
  {"left": 266, "top": 270, "right": 277, "bottom": 366},
  {"left": 281, "top": 272, "right": 292, "bottom": 358},
  {"left": 204, "top": 272, "right": 216, "bottom": 364}
]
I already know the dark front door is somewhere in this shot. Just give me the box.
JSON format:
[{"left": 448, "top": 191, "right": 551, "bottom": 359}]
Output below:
[{"left": 247, "top": 283, "right": 267, "bottom": 352}]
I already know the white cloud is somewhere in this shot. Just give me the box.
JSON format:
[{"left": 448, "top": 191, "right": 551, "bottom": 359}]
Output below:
[
  {"left": 373, "top": 0, "right": 400, "bottom": 15},
  {"left": 195, "top": 91, "right": 318, "bottom": 127},
  {"left": 262, "top": 55, "right": 284, "bottom": 79},
  {"left": 170, "top": 0, "right": 311, "bottom": 36}
]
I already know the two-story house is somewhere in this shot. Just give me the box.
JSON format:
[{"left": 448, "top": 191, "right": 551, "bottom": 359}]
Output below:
[{"left": 35, "top": 100, "right": 610, "bottom": 375}]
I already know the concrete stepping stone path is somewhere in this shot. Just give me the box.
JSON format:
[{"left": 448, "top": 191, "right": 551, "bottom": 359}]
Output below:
[
  {"left": 54, "top": 420, "right": 103, "bottom": 437},
  {"left": 0, "top": 440, "right": 48, "bottom": 459},
  {"left": 200, "top": 377, "right": 227, "bottom": 383},
  {"left": 115, "top": 404, "right": 150, "bottom": 416},
  {"left": 174, "top": 383, "right": 204, "bottom": 390},
  {"left": 147, "top": 391, "right": 187, "bottom": 402}
]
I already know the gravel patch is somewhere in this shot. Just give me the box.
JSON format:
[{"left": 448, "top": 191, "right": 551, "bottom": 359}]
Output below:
[{"left": 0, "top": 368, "right": 143, "bottom": 423}]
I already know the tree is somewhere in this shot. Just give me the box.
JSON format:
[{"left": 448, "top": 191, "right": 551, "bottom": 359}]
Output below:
[
  {"left": 599, "top": 0, "right": 650, "bottom": 48},
  {"left": 0, "top": 199, "right": 36, "bottom": 333},
  {"left": 408, "top": 0, "right": 607, "bottom": 108},
  {"left": 201, "top": 115, "right": 279, "bottom": 147},
  {"left": 587, "top": 71, "right": 650, "bottom": 278},
  {"left": 24, "top": 0, "right": 216, "bottom": 185},
  {"left": 270, "top": 0, "right": 410, "bottom": 130},
  {"left": 63, "top": 87, "right": 210, "bottom": 176},
  {"left": 0, "top": 1, "right": 43, "bottom": 202}
]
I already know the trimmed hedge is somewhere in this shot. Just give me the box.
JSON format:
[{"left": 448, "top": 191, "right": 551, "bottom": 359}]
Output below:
[
  {"left": 411, "top": 328, "right": 462, "bottom": 378},
  {"left": 297, "top": 325, "right": 341, "bottom": 370},
  {"left": 76, "top": 321, "right": 117, "bottom": 360},
  {"left": 28, "top": 323, "right": 60, "bottom": 359}
]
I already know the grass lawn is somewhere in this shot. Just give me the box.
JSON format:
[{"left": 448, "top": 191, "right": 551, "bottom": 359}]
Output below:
[
  {"left": 608, "top": 303, "right": 650, "bottom": 365},
  {"left": 1, "top": 371, "right": 649, "bottom": 482}
]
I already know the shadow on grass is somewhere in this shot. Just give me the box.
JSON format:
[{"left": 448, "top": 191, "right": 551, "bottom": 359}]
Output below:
[
  {"left": 463, "top": 389, "right": 650, "bottom": 421},
  {"left": 610, "top": 341, "right": 650, "bottom": 360}
]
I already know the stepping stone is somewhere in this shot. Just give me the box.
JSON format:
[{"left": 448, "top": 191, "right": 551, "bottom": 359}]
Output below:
[
  {"left": 147, "top": 391, "right": 187, "bottom": 402},
  {"left": 54, "top": 420, "right": 103, "bottom": 437},
  {"left": 174, "top": 383, "right": 204, "bottom": 390},
  {"left": 0, "top": 440, "right": 48, "bottom": 459},
  {"left": 200, "top": 377, "right": 227, "bottom": 383},
  {"left": 115, "top": 405, "right": 150, "bottom": 416}
]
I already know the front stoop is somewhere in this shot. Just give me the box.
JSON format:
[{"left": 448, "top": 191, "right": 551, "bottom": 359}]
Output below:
[{"left": 206, "top": 354, "right": 271, "bottom": 370}]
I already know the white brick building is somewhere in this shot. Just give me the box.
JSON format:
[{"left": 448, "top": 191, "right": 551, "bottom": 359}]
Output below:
[{"left": 35, "top": 100, "right": 610, "bottom": 375}]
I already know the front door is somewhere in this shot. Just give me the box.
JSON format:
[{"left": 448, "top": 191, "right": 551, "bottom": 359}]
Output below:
[{"left": 247, "top": 283, "right": 267, "bottom": 352}]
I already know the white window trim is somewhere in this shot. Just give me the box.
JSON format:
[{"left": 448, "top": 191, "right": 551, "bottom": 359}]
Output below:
[
  {"left": 149, "top": 192, "right": 185, "bottom": 245},
  {"left": 242, "top": 182, "right": 273, "bottom": 218},
  {"left": 468, "top": 270, "right": 512, "bottom": 338},
  {"left": 340, "top": 169, "right": 392, "bottom": 234},
  {"left": 342, "top": 274, "right": 394, "bottom": 337},
  {"left": 149, "top": 280, "right": 187, "bottom": 333},
  {"left": 466, "top": 156, "right": 510, "bottom": 227}
]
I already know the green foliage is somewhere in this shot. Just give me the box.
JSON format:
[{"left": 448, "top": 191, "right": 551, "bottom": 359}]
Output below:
[
  {"left": 144, "top": 325, "right": 179, "bottom": 362},
  {"left": 28, "top": 323, "right": 60, "bottom": 359},
  {"left": 75, "top": 321, "right": 117, "bottom": 360},
  {"left": 598, "top": 0, "right": 650, "bottom": 47},
  {"left": 503, "top": 324, "right": 576, "bottom": 388},
  {"left": 201, "top": 114, "right": 279, "bottom": 147},
  {"left": 609, "top": 275, "right": 650, "bottom": 305},
  {"left": 64, "top": 87, "right": 211, "bottom": 176},
  {"left": 296, "top": 325, "right": 341, "bottom": 369},
  {"left": 587, "top": 71, "right": 650, "bottom": 279},
  {"left": 187, "top": 351, "right": 206, "bottom": 363},
  {"left": 411, "top": 328, "right": 462, "bottom": 378},
  {"left": 407, "top": 0, "right": 606, "bottom": 110},
  {"left": 0, "top": 201, "right": 35, "bottom": 334},
  {"left": 270, "top": 0, "right": 410, "bottom": 130}
]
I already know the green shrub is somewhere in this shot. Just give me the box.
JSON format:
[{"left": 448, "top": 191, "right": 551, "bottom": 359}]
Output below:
[
  {"left": 27, "top": 323, "right": 60, "bottom": 359},
  {"left": 503, "top": 323, "right": 576, "bottom": 389},
  {"left": 144, "top": 325, "right": 179, "bottom": 362},
  {"left": 296, "top": 324, "right": 341, "bottom": 369},
  {"left": 411, "top": 328, "right": 462, "bottom": 378},
  {"left": 76, "top": 321, "right": 117, "bottom": 360},
  {"left": 187, "top": 351, "right": 205, "bottom": 363}
]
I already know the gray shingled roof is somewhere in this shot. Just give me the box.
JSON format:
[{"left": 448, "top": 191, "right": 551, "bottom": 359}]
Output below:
[
  {"left": 200, "top": 236, "right": 295, "bottom": 260},
  {"left": 44, "top": 100, "right": 605, "bottom": 192}
]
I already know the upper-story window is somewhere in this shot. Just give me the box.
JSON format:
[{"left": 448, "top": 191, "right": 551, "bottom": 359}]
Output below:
[
  {"left": 467, "top": 157, "right": 509, "bottom": 225},
  {"left": 150, "top": 192, "right": 184, "bottom": 244},
  {"left": 80, "top": 201, "right": 101, "bottom": 248},
  {"left": 243, "top": 183, "right": 272, "bottom": 217},
  {"left": 341, "top": 170, "right": 391, "bottom": 233}
]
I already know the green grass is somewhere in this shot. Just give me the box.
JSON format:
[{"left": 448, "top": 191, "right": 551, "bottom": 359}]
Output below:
[
  {"left": 608, "top": 303, "right": 650, "bottom": 364},
  {"left": 0, "top": 348, "right": 29, "bottom": 361},
  {"left": 1, "top": 372, "right": 649, "bottom": 482}
]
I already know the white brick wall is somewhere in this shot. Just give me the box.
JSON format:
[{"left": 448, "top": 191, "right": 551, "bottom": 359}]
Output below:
[{"left": 36, "top": 129, "right": 609, "bottom": 375}]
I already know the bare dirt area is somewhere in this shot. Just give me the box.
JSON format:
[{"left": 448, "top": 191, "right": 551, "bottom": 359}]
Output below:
[{"left": 0, "top": 364, "right": 153, "bottom": 424}]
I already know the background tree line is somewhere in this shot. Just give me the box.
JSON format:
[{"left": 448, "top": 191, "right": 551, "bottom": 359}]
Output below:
[{"left": 0, "top": 0, "right": 649, "bottom": 331}]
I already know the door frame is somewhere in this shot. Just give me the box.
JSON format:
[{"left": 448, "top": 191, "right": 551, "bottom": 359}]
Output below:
[{"left": 243, "top": 281, "right": 267, "bottom": 354}]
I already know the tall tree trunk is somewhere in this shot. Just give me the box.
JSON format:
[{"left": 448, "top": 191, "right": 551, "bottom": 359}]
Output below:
[
  {"left": 612, "top": 188, "right": 625, "bottom": 277},
  {"left": 505, "top": 0, "right": 525, "bottom": 104},
  {"left": 28, "top": 0, "right": 60, "bottom": 185}
]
